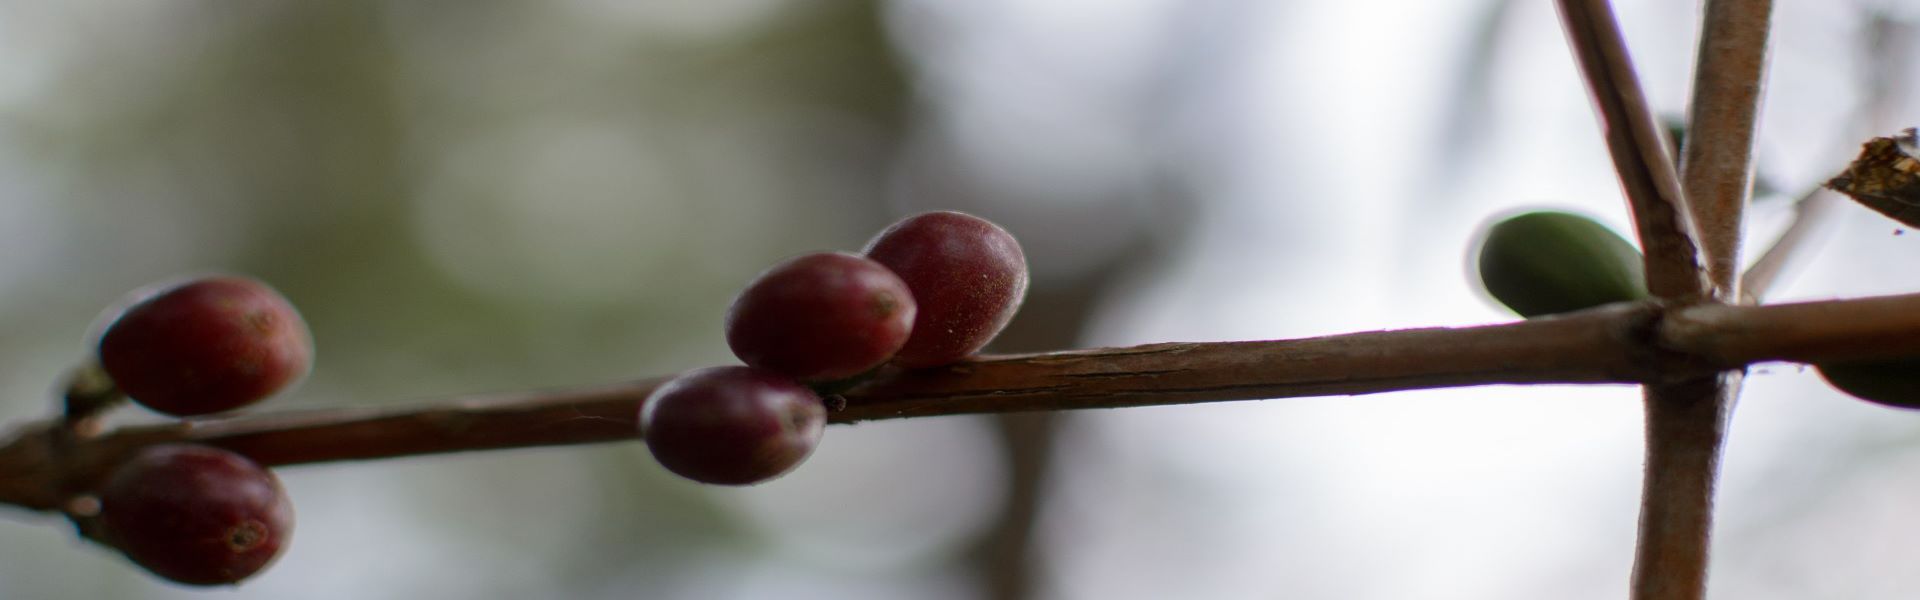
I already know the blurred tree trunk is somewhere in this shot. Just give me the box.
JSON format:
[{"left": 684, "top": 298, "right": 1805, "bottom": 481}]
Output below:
[{"left": 966, "top": 235, "right": 1171, "bottom": 600}]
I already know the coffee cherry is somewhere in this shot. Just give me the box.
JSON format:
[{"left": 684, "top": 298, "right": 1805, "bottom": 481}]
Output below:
[
  {"left": 863, "top": 211, "right": 1029, "bottom": 368},
  {"left": 97, "top": 444, "right": 294, "bottom": 586},
  {"left": 640, "top": 366, "right": 827, "bottom": 486},
  {"left": 98, "top": 276, "right": 313, "bottom": 417},
  {"left": 1816, "top": 357, "right": 1920, "bottom": 409},
  {"left": 1474, "top": 211, "right": 1648, "bottom": 318},
  {"left": 725, "top": 252, "right": 916, "bottom": 381}
]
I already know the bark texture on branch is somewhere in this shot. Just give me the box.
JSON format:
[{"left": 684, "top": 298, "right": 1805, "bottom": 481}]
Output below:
[
  {"left": 1631, "top": 376, "right": 1734, "bottom": 600},
  {"left": 1680, "top": 0, "right": 1773, "bottom": 298},
  {"left": 1623, "top": 1, "right": 1774, "bottom": 598},
  {"left": 5, "top": 293, "right": 1920, "bottom": 516},
  {"left": 1554, "top": 0, "right": 1710, "bottom": 300}
]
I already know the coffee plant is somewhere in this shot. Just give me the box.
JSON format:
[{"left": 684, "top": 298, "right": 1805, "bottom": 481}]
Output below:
[{"left": 0, "top": 2, "right": 1916, "bottom": 599}]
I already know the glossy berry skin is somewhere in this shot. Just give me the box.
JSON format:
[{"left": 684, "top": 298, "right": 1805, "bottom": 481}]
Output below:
[
  {"left": 863, "top": 211, "right": 1029, "bottom": 368},
  {"left": 1475, "top": 211, "right": 1648, "bottom": 318},
  {"left": 640, "top": 366, "right": 827, "bottom": 486},
  {"left": 98, "top": 276, "right": 312, "bottom": 417},
  {"left": 98, "top": 444, "right": 295, "bottom": 586},
  {"left": 725, "top": 252, "right": 916, "bottom": 381}
]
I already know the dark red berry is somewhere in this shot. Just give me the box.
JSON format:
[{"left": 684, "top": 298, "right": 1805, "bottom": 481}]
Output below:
[
  {"left": 863, "top": 211, "right": 1029, "bottom": 368},
  {"left": 97, "top": 444, "right": 294, "bottom": 586},
  {"left": 98, "top": 276, "right": 313, "bottom": 417},
  {"left": 725, "top": 252, "right": 916, "bottom": 381},
  {"left": 640, "top": 366, "right": 827, "bottom": 486}
]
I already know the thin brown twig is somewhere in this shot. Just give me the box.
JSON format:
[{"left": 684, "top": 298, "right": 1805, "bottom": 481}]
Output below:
[
  {"left": 1680, "top": 0, "right": 1774, "bottom": 298},
  {"left": 1741, "top": 187, "right": 1839, "bottom": 301},
  {"left": 1632, "top": 377, "right": 1733, "bottom": 600},
  {"left": 1625, "top": 2, "right": 1775, "bottom": 599},
  {"left": 1556, "top": 5, "right": 1722, "bottom": 599},
  {"left": 5, "top": 293, "right": 1920, "bottom": 516},
  {"left": 1747, "top": 12, "right": 1916, "bottom": 303},
  {"left": 1553, "top": 0, "right": 1710, "bottom": 300}
]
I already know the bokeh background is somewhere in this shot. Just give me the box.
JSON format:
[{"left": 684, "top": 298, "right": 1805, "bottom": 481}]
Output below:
[{"left": 2, "top": 1, "right": 1918, "bottom": 598}]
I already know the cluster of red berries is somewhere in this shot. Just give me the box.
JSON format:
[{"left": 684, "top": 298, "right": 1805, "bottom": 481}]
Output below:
[
  {"left": 89, "top": 276, "right": 312, "bottom": 585},
  {"left": 67, "top": 211, "right": 1025, "bottom": 584},
  {"left": 640, "top": 211, "right": 1029, "bottom": 485}
]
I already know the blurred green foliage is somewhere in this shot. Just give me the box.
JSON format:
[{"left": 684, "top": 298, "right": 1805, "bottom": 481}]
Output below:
[{"left": 0, "top": 2, "right": 957, "bottom": 598}]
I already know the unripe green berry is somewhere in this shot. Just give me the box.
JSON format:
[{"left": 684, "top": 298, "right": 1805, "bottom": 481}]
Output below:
[
  {"left": 1816, "top": 358, "right": 1920, "bottom": 409},
  {"left": 1474, "top": 211, "right": 1649, "bottom": 318}
]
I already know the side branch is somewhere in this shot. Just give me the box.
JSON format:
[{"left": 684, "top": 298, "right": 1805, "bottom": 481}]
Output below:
[
  {"left": 1554, "top": 0, "right": 1710, "bottom": 299},
  {"left": 5, "top": 293, "right": 1920, "bottom": 514},
  {"left": 1680, "top": 0, "right": 1772, "bottom": 296}
]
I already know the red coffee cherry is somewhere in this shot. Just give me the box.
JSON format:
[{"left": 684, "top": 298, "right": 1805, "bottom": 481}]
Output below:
[
  {"left": 725, "top": 252, "right": 916, "bottom": 381},
  {"left": 640, "top": 366, "right": 827, "bottom": 486},
  {"left": 97, "top": 444, "right": 295, "bottom": 586},
  {"left": 97, "top": 276, "right": 313, "bottom": 417},
  {"left": 863, "top": 211, "right": 1029, "bottom": 368}
]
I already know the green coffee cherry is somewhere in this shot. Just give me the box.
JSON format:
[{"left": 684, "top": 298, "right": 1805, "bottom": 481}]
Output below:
[
  {"left": 1474, "top": 211, "right": 1649, "bottom": 318},
  {"left": 1816, "top": 358, "right": 1920, "bottom": 409}
]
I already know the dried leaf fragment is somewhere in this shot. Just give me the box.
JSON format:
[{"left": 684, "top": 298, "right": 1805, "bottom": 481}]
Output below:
[{"left": 1827, "top": 128, "right": 1920, "bottom": 228}]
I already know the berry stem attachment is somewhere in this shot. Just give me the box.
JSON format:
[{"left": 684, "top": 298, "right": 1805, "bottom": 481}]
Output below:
[
  {"left": 59, "top": 361, "right": 123, "bottom": 438},
  {"left": 3, "top": 293, "right": 1920, "bottom": 515}
]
